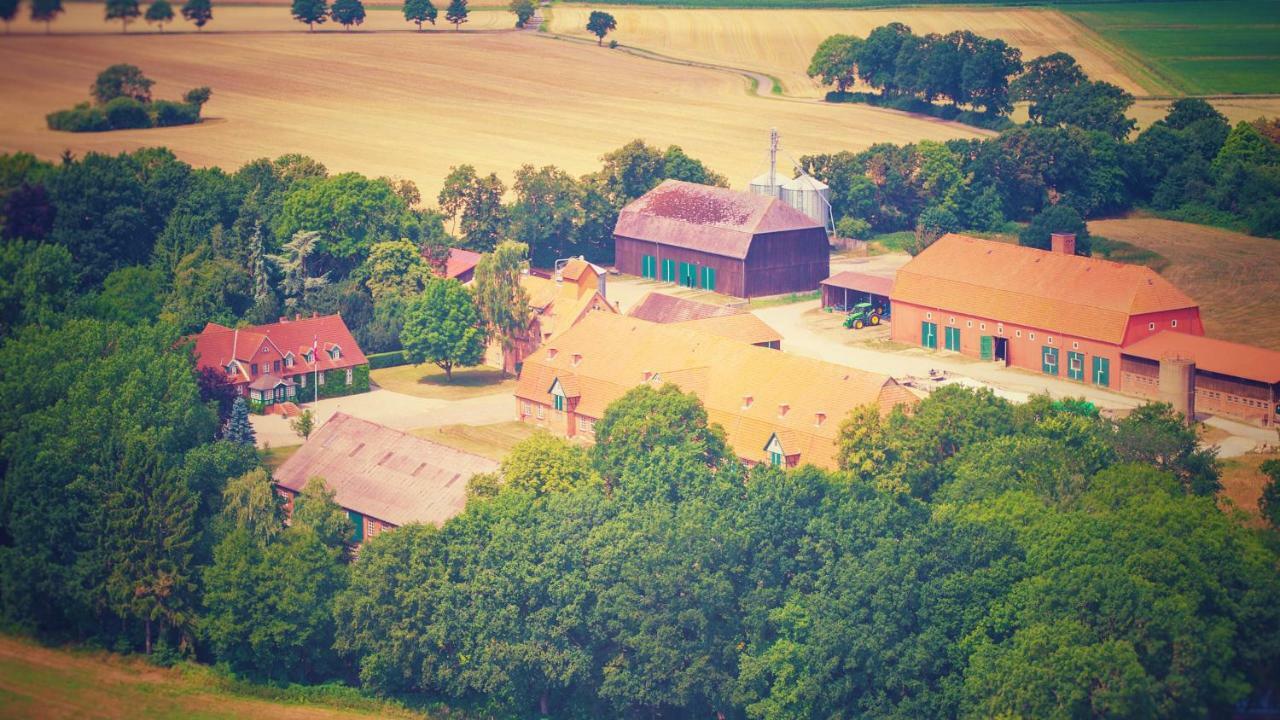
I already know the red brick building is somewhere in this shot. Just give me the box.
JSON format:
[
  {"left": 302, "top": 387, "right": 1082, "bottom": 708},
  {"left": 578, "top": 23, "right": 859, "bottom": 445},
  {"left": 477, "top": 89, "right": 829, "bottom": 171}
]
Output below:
[
  {"left": 191, "top": 314, "right": 369, "bottom": 411},
  {"left": 614, "top": 180, "right": 829, "bottom": 298},
  {"left": 274, "top": 413, "right": 498, "bottom": 544},
  {"left": 890, "top": 233, "right": 1203, "bottom": 390},
  {"left": 1120, "top": 332, "right": 1280, "bottom": 426}
]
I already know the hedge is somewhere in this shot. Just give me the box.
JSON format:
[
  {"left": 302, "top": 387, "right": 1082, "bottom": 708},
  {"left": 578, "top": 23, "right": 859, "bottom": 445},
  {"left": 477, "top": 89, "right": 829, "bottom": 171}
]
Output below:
[{"left": 367, "top": 350, "right": 409, "bottom": 370}]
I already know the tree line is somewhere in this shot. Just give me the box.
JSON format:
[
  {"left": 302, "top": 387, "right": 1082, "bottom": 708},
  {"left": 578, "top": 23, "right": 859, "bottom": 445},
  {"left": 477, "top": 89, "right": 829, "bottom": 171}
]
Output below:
[
  {"left": 3, "top": 310, "right": 1279, "bottom": 719},
  {"left": 801, "top": 94, "right": 1280, "bottom": 249}
]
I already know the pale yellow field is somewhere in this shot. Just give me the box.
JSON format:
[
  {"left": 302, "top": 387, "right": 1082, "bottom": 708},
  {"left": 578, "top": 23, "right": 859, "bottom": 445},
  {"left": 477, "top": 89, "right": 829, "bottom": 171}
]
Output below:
[
  {"left": 0, "top": 5, "right": 987, "bottom": 198},
  {"left": 549, "top": 5, "right": 1144, "bottom": 98}
]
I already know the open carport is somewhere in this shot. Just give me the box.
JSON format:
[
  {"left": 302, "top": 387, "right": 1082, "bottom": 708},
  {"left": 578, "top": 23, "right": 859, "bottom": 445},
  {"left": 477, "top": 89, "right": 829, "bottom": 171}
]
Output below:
[{"left": 820, "top": 271, "right": 894, "bottom": 312}]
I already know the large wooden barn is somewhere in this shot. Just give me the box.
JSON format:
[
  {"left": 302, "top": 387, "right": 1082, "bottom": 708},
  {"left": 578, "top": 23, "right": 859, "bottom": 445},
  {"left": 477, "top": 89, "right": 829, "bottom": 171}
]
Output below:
[{"left": 613, "top": 180, "right": 829, "bottom": 298}]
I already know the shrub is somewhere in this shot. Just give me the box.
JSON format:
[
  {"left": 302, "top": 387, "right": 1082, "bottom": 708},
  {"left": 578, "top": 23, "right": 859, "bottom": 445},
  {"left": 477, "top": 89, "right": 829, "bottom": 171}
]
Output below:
[
  {"left": 183, "top": 86, "right": 212, "bottom": 110},
  {"left": 366, "top": 350, "right": 409, "bottom": 370},
  {"left": 104, "top": 97, "right": 153, "bottom": 130},
  {"left": 836, "top": 216, "right": 871, "bottom": 240},
  {"left": 46, "top": 103, "right": 110, "bottom": 132},
  {"left": 152, "top": 100, "right": 200, "bottom": 127},
  {"left": 92, "top": 63, "right": 154, "bottom": 105}
]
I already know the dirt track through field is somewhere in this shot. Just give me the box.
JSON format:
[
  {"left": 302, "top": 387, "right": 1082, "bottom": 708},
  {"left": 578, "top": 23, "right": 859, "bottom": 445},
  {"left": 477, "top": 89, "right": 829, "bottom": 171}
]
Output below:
[
  {"left": 1088, "top": 218, "right": 1280, "bottom": 350},
  {"left": 0, "top": 5, "right": 987, "bottom": 196}
]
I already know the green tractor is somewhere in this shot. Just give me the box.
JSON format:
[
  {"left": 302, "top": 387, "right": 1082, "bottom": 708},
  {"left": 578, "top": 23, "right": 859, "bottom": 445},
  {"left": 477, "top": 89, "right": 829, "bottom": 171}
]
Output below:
[{"left": 843, "top": 302, "right": 882, "bottom": 330}]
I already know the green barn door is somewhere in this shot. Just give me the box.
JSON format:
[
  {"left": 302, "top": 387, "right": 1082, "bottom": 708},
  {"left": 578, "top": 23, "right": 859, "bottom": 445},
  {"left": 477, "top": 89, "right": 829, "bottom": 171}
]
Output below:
[
  {"left": 1042, "top": 346, "right": 1059, "bottom": 376},
  {"left": 680, "top": 262, "right": 697, "bottom": 288},
  {"left": 944, "top": 326, "right": 961, "bottom": 351},
  {"left": 640, "top": 255, "right": 656, "bottom": 279},
  {"left": 701, "top": 266, "right": 717, "bottom": 291},
  {"left": 921, "top": 322, "right": 938, "bottom": 349},
  {"left": 1092, "top": 356, "right": 1111, "bottom": 387},
  {"left": 980, "top": 335, "right": 993, "bottom": 360},
  {"left": 1067, "top": 351, "right": 1085, "bottom": 381},
  {"left": 661, "top": 258, "right": 675, "bottom": 282},
  {"left": 348, "top": 510, "right": 364, "bottom": 543}
]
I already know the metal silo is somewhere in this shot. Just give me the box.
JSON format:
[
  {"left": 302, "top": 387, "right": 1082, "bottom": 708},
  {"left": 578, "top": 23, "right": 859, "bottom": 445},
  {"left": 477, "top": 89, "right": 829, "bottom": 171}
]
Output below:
[{"left": 780, "top": 174, "right": 832, "bottom": 229}]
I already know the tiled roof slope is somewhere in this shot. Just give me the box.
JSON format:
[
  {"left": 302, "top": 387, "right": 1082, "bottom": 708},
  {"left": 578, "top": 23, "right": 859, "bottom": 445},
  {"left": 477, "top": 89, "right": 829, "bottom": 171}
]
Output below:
[
  {"left": 821, "top": 271, "right": 894, "bottom": 297},
  {"left": 193, "top": 314, "right": 367, "bottom": 380},
  {"left": 614, "top": 180, "right": 822, "bottom": 260},
  {"left": 1122, "top": 331, "right": 1280, "bottom": 384},
  {"left": 445, "top": 248, "right": 481, "bottom": 280},
  {"left": 515, "top": 313, "right": 912, "bottom": 469},
  {"left": 274, "top": 413, "right": 498, "bottom": 527},
  {"left": 627, "top": 292, "right": 742, "bottom": 323},
  {"left": 892, "top": 234, "right": 1198, "bottom": 345}
]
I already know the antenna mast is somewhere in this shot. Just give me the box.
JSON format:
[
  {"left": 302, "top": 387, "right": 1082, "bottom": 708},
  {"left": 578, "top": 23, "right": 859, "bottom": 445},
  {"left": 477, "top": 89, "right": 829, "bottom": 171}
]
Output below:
[{"left": 768, "top": 127, "right": 779, "bottom": 193}]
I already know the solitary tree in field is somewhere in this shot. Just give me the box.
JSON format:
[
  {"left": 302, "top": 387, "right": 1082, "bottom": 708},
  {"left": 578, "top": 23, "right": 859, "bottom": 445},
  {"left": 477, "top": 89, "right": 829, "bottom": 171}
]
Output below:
[
  {"left": 145, "top": 0, "right": 173, "bottom": 30},
  {"left": 0, "top": 0, "right": 19, "bottom": 33},
  {"left": 444, "top": 0, "right": 465, "bottom": 30},
  {"left": 329, "top": 0, "right": 363, "bottom": 30},
  {"left": 180, "top": 0, "right": 210, "bottom": 29},
  {"left": 30, "top": 0, "right": 63, "bottom": 33},
  {"left": 291, "top": 0, "right": 327, "bottom": 31},
  {"left": 402, "top": 0, "right": 435, "bottom": 30},
  {"left": 586, "top": 10, "right": 615, "bottom": 46},
  {"left": 508, "top": 0, "right": 533, "bottom": 28},
  {"left": 401, "top": 279, "right": 486, "bottom": 382},
  {"left": 93, "top": 64, "right": 154, "bottom": 104},
  {"left": 105, "top": 0, "right": 141, "bottom": 32}
]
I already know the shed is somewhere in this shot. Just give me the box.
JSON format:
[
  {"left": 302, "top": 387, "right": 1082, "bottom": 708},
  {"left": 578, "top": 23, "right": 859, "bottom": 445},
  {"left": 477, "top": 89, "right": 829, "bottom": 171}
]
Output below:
[
  {"left": 614, "top": 180, "right": 830, "bottom": 298},
  {"left": 820, "top": 271, "right": 894, "bottom": 312}
]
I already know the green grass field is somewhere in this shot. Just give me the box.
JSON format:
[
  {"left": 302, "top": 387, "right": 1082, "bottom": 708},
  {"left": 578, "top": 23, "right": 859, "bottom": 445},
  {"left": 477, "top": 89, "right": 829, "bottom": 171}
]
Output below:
[{"left": 1067, "top": 1, "right": 1280, "bottom": 94}]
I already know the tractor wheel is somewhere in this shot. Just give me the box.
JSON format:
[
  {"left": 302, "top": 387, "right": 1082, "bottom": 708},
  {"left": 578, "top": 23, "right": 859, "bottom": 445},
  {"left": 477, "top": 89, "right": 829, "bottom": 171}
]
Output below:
[
  {"left": 854, "top": 319, "right": 865, "bottom": 330},
  {"left": 870, "top": 315, "right": 880, "bottom": 326}
]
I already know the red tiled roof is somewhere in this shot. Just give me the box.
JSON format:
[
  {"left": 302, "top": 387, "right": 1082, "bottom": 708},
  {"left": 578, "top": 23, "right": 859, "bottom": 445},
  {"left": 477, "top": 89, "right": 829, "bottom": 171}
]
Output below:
[
  {"left": 891, "top": 234, "right": 1199, "bottom": 345},
  {"left": 627, "top": 292, "right": 742, "bottom": 323},
  {"left": 445, "top": 248, "right": 481, "bottom": 280},
  {"left": 1121, "top": 331, "right": 1280, "bottom": 384},
  {"left": 614, "top": 180, "right": 822, "bottom": 260},
  {"left": 820, "top": 271, "right": 894, "bottom": 297},
  {"left": 192, "top": 314, "right": 368, "bottom": 382},
  {"left": 274, "top": 413, "right": 498, "bottom": 527},
  {"left": 560, "top": 257, "right": 604, "bottom": 282}
]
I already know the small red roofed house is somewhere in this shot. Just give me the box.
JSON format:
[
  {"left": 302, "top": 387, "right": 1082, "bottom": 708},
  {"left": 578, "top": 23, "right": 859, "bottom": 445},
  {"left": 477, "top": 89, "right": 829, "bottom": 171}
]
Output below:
[
  {"left": 890, "top": 233, "right": 1203, "bottom": 391},
  {"left": 444, "top": 248, "right": 482, "bottom": 283},
  {"left": 614, "top": 179, "right": 829, "bottom": 298},
  {"left": 192, "top": 314, "right": 369, "bottom": 412},
  {"left": 274, "top": 413, "right": 498, "bottom": 544}
]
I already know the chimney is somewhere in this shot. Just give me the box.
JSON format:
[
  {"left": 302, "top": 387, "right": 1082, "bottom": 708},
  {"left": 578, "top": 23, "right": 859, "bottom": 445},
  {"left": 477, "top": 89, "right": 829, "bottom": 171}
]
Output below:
[{"left": 1050, "top": 232, "right": 1076, "bottom": 255}]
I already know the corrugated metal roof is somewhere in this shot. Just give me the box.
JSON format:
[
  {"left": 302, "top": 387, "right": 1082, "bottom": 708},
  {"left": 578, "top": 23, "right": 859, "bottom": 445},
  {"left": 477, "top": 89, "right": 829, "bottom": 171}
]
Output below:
[
  {"left": 1122, "top": 331, "right": 1280, "bottom": 384},
  {"left": 274, "top": 413, "right": 498, "bottom": 527},
  {"left": 891, "top": 234, "right": 1199, "bottom": 345},
  {"left": 614, "top": 179, "right": 823, "bottom": 260}
]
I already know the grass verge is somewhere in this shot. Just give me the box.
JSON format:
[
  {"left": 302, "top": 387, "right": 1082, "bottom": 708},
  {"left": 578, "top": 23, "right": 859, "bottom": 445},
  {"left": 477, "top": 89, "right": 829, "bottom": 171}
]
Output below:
[
  {"left": 409, "top": 421, "right": 540, "bottom": 461},
  {"left": 370, "top": 364, "right": 514, "bottom": 401}
]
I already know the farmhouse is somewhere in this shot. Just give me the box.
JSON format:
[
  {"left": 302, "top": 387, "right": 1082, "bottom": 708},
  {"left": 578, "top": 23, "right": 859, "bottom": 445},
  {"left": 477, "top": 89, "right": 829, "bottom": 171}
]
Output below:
[
  {"left": 613, "top": 180, "right": 830, "bottom": 298},
  {"left": 274, "top": 413, "right": 498, "bottom": 544},
  {"left": 627, "top": 292, "right": 782, "bottom": 348},
  {"left": 192, "top": 314, "right": 369, "bottom": 412},
  {"left": 488, "top": 258, "right": 616, "bottom": 374},
  {"left": 1120, "top": 332, "right": 1280, "bottom": 427},
  {"left": 514, "top": 312, "right": 915, "bottom": 470},
  {"left": 444, "top": 248, "right": 482, "bottom": 283},
  {"left": 890, "top": 233, "right": 1203, "bottom": 390}
]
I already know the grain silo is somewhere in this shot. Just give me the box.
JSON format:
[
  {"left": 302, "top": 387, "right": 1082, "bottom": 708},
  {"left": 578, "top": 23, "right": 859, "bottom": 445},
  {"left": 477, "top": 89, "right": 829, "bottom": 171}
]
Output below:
[
  {"left": 780, "top": 174, "right": 832, "bottom": 230},
  {"left": 1157, "top": 355, "right": 1197, "bottom": 424},
  {"left": 748, "top": 128, "right": 789, "bottom": 199}
]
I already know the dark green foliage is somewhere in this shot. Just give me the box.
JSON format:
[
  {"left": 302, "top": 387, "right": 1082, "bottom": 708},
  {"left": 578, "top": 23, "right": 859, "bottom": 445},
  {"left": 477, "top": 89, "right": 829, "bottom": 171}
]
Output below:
[
  {"left": 225, "top": 396, "right": 255, "bottom": 444},
  {"left": 50, "top": 66, "right": 204, "bottom": 132},
  {"left": 180, "top": 0, "right": 210, "bottom": 27},
  {"left": 30, "top": 0, "right": 64, "bottom": 30},
  {"left": 329, "top": 0, "right": 362, "bottom": 29},
  {"left": 93, "top": 64, "right": 152, "bottom": 104},
  {"left": 365, "top": 349, "right": 409, "bottom": 369},
  {"left": 92, "top": 265, "right": 164, "bottom": 323},
  {"left": 807, "top": 34, "right": 862, "bottom": 93},
  {"left": 0, "top": 241, "right": 76, "bottom": 337},
  {"left": 508, "top": 0, "right": 532, "bottom": 27},
  {"left": 444, "top": 0, "right": 464, "bottom": 28},
  {"left": 273, "top": 173, "right": 415, "bottom": 272},
  {"left": 585, "top": 9, "right": 615, "bottom": 45},
  {"left": 402, "top": 0, "right": 434, "bottom": 28},
  {"left": 1018, "top": 203, "right": 1091, "bottom": 254},
  {"left": 105, "top": 0, "right": 141, "bottom": 30},
  {"left": 1112, "top": 402, "right": 1220, "bottom": 495},
  {"left": 1260, "top": 459, "right": 1280, "bottom": 529},
  {"left": 152, "top": 99, "right": 200, "bottom": 127},
  {"left": 183, "top": 86, "right": 212, "bottom": 110},
  {"left": 291, "top": 0, "right": 326, "bottom": 29},
  {"left": 104, "top": 96, "right": 153, "bottom": 129},
  {"left": 46, "top": 103, "right": 111, "bottom": 132},
  {"left": 399, "top": 278, "right": 486, "bottom": 380},
  {"left": 2, "top": 182, "right": 56, "bottom": 241},
  {"left": 0, "top": 0, "right": 18, "bottom": 28},
  {"left": 145, "top": 0, "right": 173, "bottom": 28}
]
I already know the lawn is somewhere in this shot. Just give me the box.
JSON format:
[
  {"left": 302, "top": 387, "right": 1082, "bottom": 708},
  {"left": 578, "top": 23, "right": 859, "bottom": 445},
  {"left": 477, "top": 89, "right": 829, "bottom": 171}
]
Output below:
[
  {"left": 1067, "top": 1, "right": 1280, "bottom": 94},
  {"left": 0, "top": 635, "right": 425, "bottom": 720},
  {"left": 371, "top": 364, "right": 515, "bottom": 401},
  {"left": 261, "top": 443, "right": 302, "bottom": 471},
  {"left": 1219, "top": 452, "right": 1278, "bottom": 523},
  {"left": 410, "top": 421, "right": 542, "bottom": 461}
]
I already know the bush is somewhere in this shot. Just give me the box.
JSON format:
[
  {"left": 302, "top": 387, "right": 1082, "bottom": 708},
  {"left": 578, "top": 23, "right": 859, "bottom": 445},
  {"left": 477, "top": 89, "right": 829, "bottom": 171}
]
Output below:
[
  {"left": 183, "top": 86, "right": 212, "bottom": 110},
  {"left": 1019, "top": 204, "right": 1091, "bottom": 254},
  {"left": 46, "top": 103, "right": 110, "bottom": 132},
  {"left": 152, "top": 100, "right": 200, "bottom": 127},
  {"left": 836, "top": 216, "right": 872, "bottom": 240},
  {"left": 104, "top": 97, "right": 153, "bottom": 130},
  {"left": 367, "top": 350, "right": 409, "bottom": 370}
]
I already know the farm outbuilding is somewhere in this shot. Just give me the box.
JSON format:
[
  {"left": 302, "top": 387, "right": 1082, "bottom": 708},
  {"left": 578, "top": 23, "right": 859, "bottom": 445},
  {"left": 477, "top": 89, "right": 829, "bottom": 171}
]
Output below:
[
  {"left": 1120, "top": 332, "right": 1280, "bottom": 426},
  {"left": 890, "top": 233, "right": 1204, "bottom": 391},
  {"left": 820, "top": 271, "right": 894, "bottom": 312},
  {"left": 613, "top": 180, "right": 830, "bottom": 298}
]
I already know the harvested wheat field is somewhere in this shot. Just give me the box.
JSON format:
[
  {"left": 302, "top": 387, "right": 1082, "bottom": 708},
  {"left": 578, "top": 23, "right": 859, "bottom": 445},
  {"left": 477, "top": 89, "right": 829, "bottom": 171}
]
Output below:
[
  {"left": 549, "top": 5, "right": 1143, "bottom": 97},
  {"left": 0, "top": 7, "right": 986, "bottom": 197},
  {"left": 1088, "top": 218, "right": 1280, "bottom": 350}
]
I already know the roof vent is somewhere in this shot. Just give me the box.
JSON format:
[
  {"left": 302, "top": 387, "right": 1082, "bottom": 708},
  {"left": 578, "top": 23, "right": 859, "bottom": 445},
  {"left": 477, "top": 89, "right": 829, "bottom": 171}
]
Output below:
[
  {"left": 548, "top": 348, "right": 558, "bottom": 360},
  {"left": 572, "top": 353, "right": 582, "bottom": 367},
  {"left": 742, "top": 395, "right": 753, "bottom": 409},
  {"left": 815, "top": 412, "right": 826, "bottom": 427},
  {"left": 348, "top": 442, "right": 365, "bottom": 457},
  {"left": 778, "top": 403, "right": 790, "bottom": 418}
]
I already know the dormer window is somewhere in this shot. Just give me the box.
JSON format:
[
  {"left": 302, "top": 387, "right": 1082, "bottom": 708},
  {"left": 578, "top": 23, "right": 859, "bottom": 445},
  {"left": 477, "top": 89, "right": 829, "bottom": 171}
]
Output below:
[
  {"left": 225, "top": 362, "right": 236, "bottom": 376},
  {"left": 815, "top": 412, "right": 826, "bottom": 427},
  {"left": 572, "top": 353, "right": 582, "bottom": 367},
  {"left": 329, "top": 346, "right": 341, "bottom": 360},
  {"left": 284, "top": 353, "right": 294, "bottom": 368},
  {"left": 742, "top": 395, "right": 753, "bottom": 409},
  {"left": 548, "top": 348, "right": 558, "bottom": 360},
  {"left": 777, "top": 404, "right": 789, "bottom": 418},
  {"left": 304, "top": 351, "right": 313, "bottom": 363}
]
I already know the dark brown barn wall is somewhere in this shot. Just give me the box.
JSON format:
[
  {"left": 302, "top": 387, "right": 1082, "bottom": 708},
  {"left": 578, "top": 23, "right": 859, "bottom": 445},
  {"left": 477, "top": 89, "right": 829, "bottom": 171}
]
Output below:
[
  {"left": 743, "top": 229, "right": 830, "bottom": 297},
  {"left": 615, "top": 236, "right": 747, "bottom": 297}
]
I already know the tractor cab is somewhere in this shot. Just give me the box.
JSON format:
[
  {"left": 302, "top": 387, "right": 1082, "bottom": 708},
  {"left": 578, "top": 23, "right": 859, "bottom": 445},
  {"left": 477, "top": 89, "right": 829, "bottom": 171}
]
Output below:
[{"left": 843, "top": 302, "right": 882, "bottom": 330}]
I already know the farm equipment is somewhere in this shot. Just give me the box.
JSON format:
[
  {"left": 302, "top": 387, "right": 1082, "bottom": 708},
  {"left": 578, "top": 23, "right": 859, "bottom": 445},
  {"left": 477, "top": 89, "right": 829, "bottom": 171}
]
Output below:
[{"left": 843, "top": 302, "right": 882, "bottom": 330}]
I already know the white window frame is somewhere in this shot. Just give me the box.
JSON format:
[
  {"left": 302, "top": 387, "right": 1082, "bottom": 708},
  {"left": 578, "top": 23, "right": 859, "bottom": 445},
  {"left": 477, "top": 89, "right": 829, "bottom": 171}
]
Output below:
[
  {"left": 318, "top": 372, "right": 325, "bottom": 386},
  {"left": 345, "top": 368, "right": 353, "bottom": 385},
  {"left": 521, "top": 400, "right": 532, "bottom": 416},
  {"left": 535, "top": 404, "right": 545, "bottom": 420},
  {"left": 1171, "top": 319, "right": 1178, "bottom": 328}
]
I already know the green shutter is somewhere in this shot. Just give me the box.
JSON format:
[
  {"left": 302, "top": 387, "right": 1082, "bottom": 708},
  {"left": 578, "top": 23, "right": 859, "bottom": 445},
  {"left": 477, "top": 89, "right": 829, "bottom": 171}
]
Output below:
[
  {"left": 1042, "top": 346, "right": 1058, "bottom": 376},
  {"left": 1093, "top": 356, "right": 1110, "bottom": 386},
  {"left": 980, "top": 335, "right": 993, "bottom": 360},
  {"left": 553, "top": 395, "right": 564, "bottom": 411},
  {"left": 770, "top": 451, "right": 783, "bottom": 467},
  {"left": 348, "top": 510, "right": 364, "bottom": 542},
  {"left": 1067, "top": 351, "right": 1085, "bottom": 381}
]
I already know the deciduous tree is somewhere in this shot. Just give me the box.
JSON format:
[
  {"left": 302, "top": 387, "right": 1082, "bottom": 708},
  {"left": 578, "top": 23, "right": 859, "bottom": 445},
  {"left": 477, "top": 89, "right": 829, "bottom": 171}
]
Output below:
[
  {"left": 0, "top": 0, "right": 19, "bottom": 32},
  {"left": 291, "top": 0, "right": 326, "bottom": 30},
  {"left": 144, "top": 0, "right": 173, "bottom": 30},
  {"left": 399, "top": 278, "right": 485, "bottom": 381},
  {"left": 807, "top": 34, "right": 862, "bottom": 93},
  {"left": 105, "top": 0, "right": 141, "bottom": 32},
  {"left": 329, "top": 0, "right": 362, "bottom": 30},
  {"left": 30, "top": 0, "right": 64, "bottom": 32},
  {"left": 402, "top": 0, "right": 434, "bottom": 30},
  {"left": 471, "top": 240, "right": 529, "bottom": 372},
  {"left": 585, "top": 9, "right": 615, "bottom": 45},
  {"left": 290, "top": 408, "right": 315, "bottom": 440},
  {"left": 92, "top": 63, "right": 153, "bottom": 104},
  {"left": 180, "top": 0, "right": 210, "bottom": 28},
  {"left": 444, "top": 0, "right": 465, "bottom": 29},
  {"left": 360, "top": 238, "right": 430, "bottom": 300},
  {"left": 508, "top": 0, "right": 532, "bottom": 27}
]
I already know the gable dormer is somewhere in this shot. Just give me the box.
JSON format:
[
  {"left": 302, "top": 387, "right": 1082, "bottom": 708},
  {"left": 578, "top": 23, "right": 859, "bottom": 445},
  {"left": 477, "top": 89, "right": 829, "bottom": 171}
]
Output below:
[
  {"left": 329, "top": 345, "right": 342, "bottom": 360},
  {"left": 284, "top": 352, "right": 295, "bottom": 368}
]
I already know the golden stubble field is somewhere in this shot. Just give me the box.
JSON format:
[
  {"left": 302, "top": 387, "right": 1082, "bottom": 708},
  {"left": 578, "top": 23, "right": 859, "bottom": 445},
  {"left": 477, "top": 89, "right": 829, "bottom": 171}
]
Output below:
[
  {"left": 0, "top": 5, "right": 987, "bottom": 197},
  {"left": 549, "top": 5, "right": 1144, "bottom": 97},
  {"left": 1089, "top": 218, "right": 1280, "bottom": 350}
]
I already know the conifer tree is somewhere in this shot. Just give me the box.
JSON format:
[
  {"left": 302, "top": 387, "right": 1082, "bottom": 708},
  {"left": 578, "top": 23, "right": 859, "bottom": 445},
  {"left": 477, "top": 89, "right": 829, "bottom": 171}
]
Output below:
[{"left": 226, "top": 396, "right": 256, "bottom": 445}]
